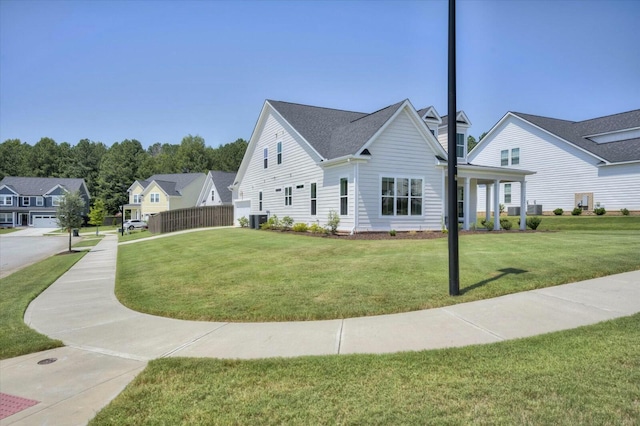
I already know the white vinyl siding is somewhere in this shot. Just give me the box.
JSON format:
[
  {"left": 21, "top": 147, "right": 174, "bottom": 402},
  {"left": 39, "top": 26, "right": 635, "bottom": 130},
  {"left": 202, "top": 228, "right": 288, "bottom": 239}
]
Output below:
[
  {"left": 471, "top": 117, "right": 640, "bottom": 211},
  {"left": 339, "top": 178, "right": 348, "bottom": 215}
]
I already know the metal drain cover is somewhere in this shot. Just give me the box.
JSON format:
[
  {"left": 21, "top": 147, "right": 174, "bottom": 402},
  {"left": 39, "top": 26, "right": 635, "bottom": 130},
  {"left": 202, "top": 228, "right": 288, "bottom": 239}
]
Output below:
[{"left": 37, "top": 358, "right": 57, "bottom": 365}]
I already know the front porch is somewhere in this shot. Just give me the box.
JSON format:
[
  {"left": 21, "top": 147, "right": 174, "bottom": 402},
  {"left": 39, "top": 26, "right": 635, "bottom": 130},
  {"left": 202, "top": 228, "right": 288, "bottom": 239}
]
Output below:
[{"left": 444, "top": 164, "right": 535, "bottom": 231}]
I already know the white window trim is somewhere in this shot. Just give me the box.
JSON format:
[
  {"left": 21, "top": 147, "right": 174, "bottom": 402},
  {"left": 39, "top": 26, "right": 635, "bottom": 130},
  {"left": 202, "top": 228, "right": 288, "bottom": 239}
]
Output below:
[
  {"left": 51, "top": 195, "right": 61, "bottom": 206},
  {"left": 339, "top": 177, "right": 348, "bottom": 216},
  {"left": 511, "top": 148, "right": 520, "bottom": 165},
  {"left": 284, "top": 186, "right": 292, "bottom": 206},
  {"left": 0, "top": 212, "right": 12, "bottom": 222},
  {"left": 22, "top": 196, "right": 30, "bottom": 206},
  {"left": 379, "top": 174, "right": 425, "bottom": 218},
  {"left": 150, "top": 193, "right": 160, "bottom": 203},
  {"left": 0, "top": 195, "right": 13, "bottom": 206},
  {"left": 36, "top": 196, "right": 44, "bottom": 206}
]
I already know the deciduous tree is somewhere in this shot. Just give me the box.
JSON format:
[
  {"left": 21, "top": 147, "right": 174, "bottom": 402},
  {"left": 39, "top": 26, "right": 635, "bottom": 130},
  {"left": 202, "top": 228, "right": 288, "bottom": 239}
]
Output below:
[{"left": 56, "top": 191, "right": 86, "bottom": 252}]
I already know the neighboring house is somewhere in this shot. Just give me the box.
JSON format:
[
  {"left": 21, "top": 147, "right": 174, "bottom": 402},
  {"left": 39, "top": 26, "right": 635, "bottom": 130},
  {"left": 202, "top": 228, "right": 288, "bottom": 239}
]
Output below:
[
  {"left": 197, "top": 171, "right": 236, "bottom": 206},
  {"left": 125, "top": 173, "right": 207, "bottom": 221},
  {"left": 468, "top": 110, "right": 640, "bottom": 213},
  {"left": 0, "top": 177, "right": 90, "bottom": 228},
  {"left": 231, "top": 100, "right": 533, "bottom": 232}
]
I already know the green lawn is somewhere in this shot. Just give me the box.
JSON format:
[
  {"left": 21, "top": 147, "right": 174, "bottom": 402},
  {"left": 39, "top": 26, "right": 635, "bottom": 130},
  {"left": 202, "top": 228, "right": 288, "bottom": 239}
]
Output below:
[
  {"left": 0, "top": 227, "right": 19, "bottom": 234},
  {"left": 90, "top": 312, "right": 640, "bottom": 425},
  {"left": 73, "top": 235, "right": 105, "bottom": 248},
  {"left": 0, "top": 252, "right": 85, "bottom": 359},
  {"left": 116, "top": 228, "right": 640, "bottom": 321}
]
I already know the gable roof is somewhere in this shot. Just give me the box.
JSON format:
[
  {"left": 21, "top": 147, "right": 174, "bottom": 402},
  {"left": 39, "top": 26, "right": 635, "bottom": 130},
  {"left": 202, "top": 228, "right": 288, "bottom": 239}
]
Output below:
[
  {"left": 439, "top": 111, "right": 471, "bottom": 127},
  {"left": 512, "top": 110, "right": 640, "bottom": 164},
  {"left": 0, "top": 177, "right": 88, "bottom": 196},
  {"left": 208, "top": 171, "right": 236, "bottom": 204},
  {"left": 139, "top": 173, "right": 205, "bottom": 196},
  {"left": 267, "top": 100, "right": 406, "bottom": 159}
]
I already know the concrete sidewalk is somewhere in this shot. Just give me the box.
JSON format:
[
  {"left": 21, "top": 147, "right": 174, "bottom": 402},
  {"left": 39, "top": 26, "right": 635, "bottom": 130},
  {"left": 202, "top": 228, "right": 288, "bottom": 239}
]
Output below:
[{"left": 2, "top": 234, "right": 639, "bottom": 425}]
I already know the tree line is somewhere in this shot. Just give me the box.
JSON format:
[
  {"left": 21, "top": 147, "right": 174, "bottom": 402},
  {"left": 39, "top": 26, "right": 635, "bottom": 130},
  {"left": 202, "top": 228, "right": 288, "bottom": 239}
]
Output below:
[{"left": 0, "top": 135, "right": 247, "bottom": 214}]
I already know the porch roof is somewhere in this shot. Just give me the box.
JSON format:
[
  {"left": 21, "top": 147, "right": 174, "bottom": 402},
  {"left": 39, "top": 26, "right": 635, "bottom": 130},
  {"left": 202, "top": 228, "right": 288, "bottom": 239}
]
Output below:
[{"left": 438, "top": 162, "right": 535, "bottom": 184}]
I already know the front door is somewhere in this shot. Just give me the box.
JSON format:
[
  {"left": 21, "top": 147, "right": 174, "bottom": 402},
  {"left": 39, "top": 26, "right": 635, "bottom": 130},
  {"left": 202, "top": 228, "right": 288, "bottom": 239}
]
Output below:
[{"left": 19, "top": 213, "right": 28, "bottom": 226}]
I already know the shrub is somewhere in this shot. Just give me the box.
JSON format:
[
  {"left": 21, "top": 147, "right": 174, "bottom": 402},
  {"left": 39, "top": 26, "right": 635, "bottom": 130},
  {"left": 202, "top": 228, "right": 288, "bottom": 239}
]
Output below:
[
  {"left": 499, "top": 204, "right": 505, "bottom": 215},
  {"left": 594, "top": 207, "right": 606, "bottom": 216},
  {"left": 268, "top": 214, "right": 280, "bottom": 230},
  {"left": 326, "top": 211, "right": 340, "bottom": 234},
  {"left": 500, "top": 218, "right": 512, "bottom": 230},
  {"left": 292, "top": 222, "right": 308, "bottom": 232},
  {"left": 238, "top": 216, "right": 249, "bottom": 228},
  {"left": 281, "top": 216, "right": 294, "bottom": 230},
  {"left": 389, "top": 229, "right": 397, "bottom": 237},
  {"left": 621, "top": 208, "right": 630, "bottom": 216},
  {"left": 571, "top": 207, "right": 582, "bottom": 216},
  {"left": 526, "top": 216, "right": 542, "bottom": 230},
  {"left": 259, "top": 221, "right": 271, "bottom": 230},
  {"left": 309, "top": 223, "right": 326, "bottom": 234},
  {"left": 481, "top": 219, "right": 494, "bottom": 231},
  {"left": 553, "top": 208, "right": 563, "bottom": 216}
]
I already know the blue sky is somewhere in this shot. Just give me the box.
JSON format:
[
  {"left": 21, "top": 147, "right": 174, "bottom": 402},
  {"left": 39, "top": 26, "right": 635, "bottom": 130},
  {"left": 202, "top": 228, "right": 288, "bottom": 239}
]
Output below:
[{"left": 1, "top": 0, "right": 638, "bottom": 148}]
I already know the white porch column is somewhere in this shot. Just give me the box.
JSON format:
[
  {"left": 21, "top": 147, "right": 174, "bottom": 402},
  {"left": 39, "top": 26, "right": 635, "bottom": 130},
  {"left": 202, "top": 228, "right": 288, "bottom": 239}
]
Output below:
[
  {"left": 520, "top": 180, "right": 527, "bottom": 231},
  {"left": 493, "top": 179, "right": 501, "bottom": 230},
  {"left": 485, "top": 184, "right": 491, "bottom": 223},
  {"left": 463, "top": 177, "right": 470, "bottom": 230}
]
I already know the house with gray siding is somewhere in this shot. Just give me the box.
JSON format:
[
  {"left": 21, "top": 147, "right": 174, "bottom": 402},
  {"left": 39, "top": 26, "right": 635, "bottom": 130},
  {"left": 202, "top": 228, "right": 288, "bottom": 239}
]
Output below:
[
  {"left": 468, "top": 110, "right": 640, "bottom": 213},
  {"left": 0, "top": 177, "right": 90, "bottom": 228},
  {"left": 232, "top": 100, "right": 533, "bottom": 232}
]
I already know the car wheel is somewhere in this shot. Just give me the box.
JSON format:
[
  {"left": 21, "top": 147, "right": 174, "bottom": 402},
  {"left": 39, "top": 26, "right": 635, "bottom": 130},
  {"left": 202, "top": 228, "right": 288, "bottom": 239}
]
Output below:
[{"left": 128, "top": 225, "right": 135, "bottom": 231}]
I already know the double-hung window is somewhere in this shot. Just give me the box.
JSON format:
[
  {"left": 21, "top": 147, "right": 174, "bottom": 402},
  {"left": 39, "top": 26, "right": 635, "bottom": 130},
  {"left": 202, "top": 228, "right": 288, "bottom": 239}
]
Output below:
[
  {"left": 284, "top": 187, "right": 292, "bottom": 206},
  {"left": 259, "top": 191, "right": 263, "bottom": 211},
  {"left": 22, "top": 197, "right": 30, "bottom": 206},
  {"left": 0, "top": 195, "right": 13, "bottom": 206},
  {"left": 51, "top": 196, "right": 61, "bottom": 206},
  {"left": 263, "top": 147, "right": 268, "bottom": 169},
  {"left": 381, "top": 177, "right": 423, "bottom": 216},
  {"left": 36, "top": 196, "right": 44, "bottom": 206},
  {"left": 133, "top": 194, "right": 141, "bottom": 203},
  {"left": 511, "top": 148, "right": 520, "bottom": 165},
  {"left": 501, "top": 149, "right": 509, "bottom": 166},
  {"left": 310, "top": 183, "right": 317, "bottom": 215},
  {"left": 456, "top": 133, "right": 465, "bottom": 158},
  {"left": 150, "top": 193, "right": 160, "bottom": 203},
  {"left": 504, "top": 184, "right": 512, "bottom": 203},
  {"left": 340, "top": 178, "right": 348, "bottom": 215},
  {"left": 277, "top": 142, "right": 282, "bottom": 165}
]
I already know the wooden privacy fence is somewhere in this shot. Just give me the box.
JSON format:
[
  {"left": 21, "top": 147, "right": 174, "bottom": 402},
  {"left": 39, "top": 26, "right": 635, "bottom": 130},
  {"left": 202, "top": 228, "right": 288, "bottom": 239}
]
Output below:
[{"left": 147, "top": 205, "right": 234, "bottom": 234}]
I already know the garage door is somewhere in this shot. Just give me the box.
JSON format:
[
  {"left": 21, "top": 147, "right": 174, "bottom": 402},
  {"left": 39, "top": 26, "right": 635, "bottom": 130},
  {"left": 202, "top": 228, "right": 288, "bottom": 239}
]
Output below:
[
  {"left": 234, "top": 200, "right": 251, "bottom": 226},
  {"left": 33, "top": 215, "right": 58, "bottom": 228}
]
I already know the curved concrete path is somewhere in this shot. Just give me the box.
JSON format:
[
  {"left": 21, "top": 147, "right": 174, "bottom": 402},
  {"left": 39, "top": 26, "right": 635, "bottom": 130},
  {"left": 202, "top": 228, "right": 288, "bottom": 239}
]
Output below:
[{"left": 2, "top": 233, "right": 639, "bottom": 425}]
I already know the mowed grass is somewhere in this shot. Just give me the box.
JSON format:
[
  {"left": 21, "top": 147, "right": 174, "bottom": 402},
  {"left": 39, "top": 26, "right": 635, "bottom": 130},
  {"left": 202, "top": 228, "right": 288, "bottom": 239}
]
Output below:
[
  {"left": 116, "top": 228, "right": 640, "bottom": 321},
  {"left": 90, "top": 313, "right": 640, "bottom": 425},
  {"left": 0, "top": 252, "right": 85, "bottom": 359}
]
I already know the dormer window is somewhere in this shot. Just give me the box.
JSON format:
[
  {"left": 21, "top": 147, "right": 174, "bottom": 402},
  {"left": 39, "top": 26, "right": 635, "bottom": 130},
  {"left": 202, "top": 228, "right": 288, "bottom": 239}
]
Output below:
[{"left": 456, "top": 133, "right": 465, "bottom": 158}]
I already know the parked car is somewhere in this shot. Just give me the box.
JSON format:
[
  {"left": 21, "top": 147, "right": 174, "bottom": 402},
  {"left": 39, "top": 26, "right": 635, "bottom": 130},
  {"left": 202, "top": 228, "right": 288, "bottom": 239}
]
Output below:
[{"left": 123, "top": 219, "right": 147, "bottom": 231}]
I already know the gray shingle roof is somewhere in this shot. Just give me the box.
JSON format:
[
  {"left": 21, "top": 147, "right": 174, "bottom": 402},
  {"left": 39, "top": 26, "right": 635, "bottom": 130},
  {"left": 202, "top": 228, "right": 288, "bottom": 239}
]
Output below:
[
  {"left": 267, "top": 100, "right": 406, "bottom": 159},
  {"left": 209, "top": 171, "right": 236, "bottom": 204},
  {"left": 0, "top": 177, "right": 87, "bottom": 195},
  {"left": 145, "top": 173, "right": 204, "bottom": 195},
  {"left": 513, "top": 110, "right": 640, "bottom": 163}
]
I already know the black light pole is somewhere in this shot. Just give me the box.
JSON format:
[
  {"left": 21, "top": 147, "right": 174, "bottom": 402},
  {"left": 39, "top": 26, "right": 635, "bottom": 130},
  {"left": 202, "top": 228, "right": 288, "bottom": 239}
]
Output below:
[{"left": 447, "top": 0, "right": 460, "bottom": 296}]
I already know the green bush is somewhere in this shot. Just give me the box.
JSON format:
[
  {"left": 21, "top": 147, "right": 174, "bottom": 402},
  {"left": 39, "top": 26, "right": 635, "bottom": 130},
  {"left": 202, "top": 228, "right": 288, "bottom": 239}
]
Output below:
[
  {"left": 571, "top": 207, "right": 583, "bottom": 216},
  {"left": 594, "top": 207, "right": 606, "bottom": 216},
  {"left": 500, "top": 218, "right": 512, "bottom": 230},
  {"left": 309, "top": 223, "right": 326, "bottom": 234},
  {"left": 621, "top": 208, "right": 630, "bottom": 216},
  {"left": 281, "top": 216, "right": 294, "bottom": 230},
  {"left": 499, "top": 203, "right": 505, "bottom": 215},
  {"left": 238, "top": 216, "right": 249, "bottom": 228},
  {"left": 267, "top": 215, "right": 280, "bottom": 230},
  {"left": 326, "top": 211, "right": 340, "bottom": 234},
  {"left": 553, "top": 208, "right": 563, "bottom": 216},
  {"left": 389, "top": 229, "right": 397, "bottom": 236},
  {"left": 259, "top": 221, "right": 271, "bottom": 230},
  {"left": 526, "top": 216, "right": 542, "bottom": 230},
  {"left": 292, "top": 222, "right": 308, "bottom": 232},
  {"left": 481, "top": 219, "right": 494, "bottom": 231}
]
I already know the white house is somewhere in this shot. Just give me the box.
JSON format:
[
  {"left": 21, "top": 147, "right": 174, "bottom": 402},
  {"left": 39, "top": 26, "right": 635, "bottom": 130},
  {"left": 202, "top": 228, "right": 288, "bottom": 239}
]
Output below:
[
  {"left": 196, "top": 171, "right": 236, "bottom": 207},
  {"left": 231, "top": 99, "right": 533, "bottom": 232},
  {"left": 468, "top": 110, "right": 640, "bottom": 213}
]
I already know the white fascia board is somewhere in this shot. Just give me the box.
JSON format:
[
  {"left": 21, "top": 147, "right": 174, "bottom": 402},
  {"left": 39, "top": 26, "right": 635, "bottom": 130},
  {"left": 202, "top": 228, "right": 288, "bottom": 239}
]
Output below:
[
  {"left": 467, "top": 112, "right": 512, "bottom": 161},
  {"left": 319, "top": 155, "right": 369, "bottom": 169},
  {"left": 141, "top": 180, "right": 170, "bottom": 197},
  {"left": 597, "top": 159, "right": 640, "bottom": 167},
  {"left": 585, "top": 126, "right": 640, "bottom": 139},
  {"left": 359, "top": 100, "right": 448, "bottom": 159},
  {"left": 44, "top": 184, "right": 68, "bottom": 196},
  {"left": 0, "top": 185, "right": 19, "bottom": 195},
  {"left": 456, "top": 111, "right": 472, "bottom": 126},
  {"left": 421, "top": 106, "right": 442, "bottom": 124}
]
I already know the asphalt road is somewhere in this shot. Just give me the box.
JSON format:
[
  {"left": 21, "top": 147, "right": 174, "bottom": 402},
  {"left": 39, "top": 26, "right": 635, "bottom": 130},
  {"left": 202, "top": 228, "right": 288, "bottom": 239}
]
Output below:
[{"left": 0, "top": 230, "right": 69, "bottom": 278}]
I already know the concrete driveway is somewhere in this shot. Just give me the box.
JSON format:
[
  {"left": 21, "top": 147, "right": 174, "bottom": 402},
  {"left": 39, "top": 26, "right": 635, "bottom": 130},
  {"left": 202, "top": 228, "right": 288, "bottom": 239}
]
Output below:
[{"left": 0, "top": 230, "right": 69, "bottom": 278}]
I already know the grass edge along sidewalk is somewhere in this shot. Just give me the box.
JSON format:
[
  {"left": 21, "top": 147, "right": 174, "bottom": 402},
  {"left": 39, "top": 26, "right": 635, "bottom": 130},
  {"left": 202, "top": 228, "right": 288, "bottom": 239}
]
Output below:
[
  {"left": 0, "top": 251, "right": 85, "bottom": 359},
  {"left": 91, "top": 312, "right": 640, "bottom": 425}
]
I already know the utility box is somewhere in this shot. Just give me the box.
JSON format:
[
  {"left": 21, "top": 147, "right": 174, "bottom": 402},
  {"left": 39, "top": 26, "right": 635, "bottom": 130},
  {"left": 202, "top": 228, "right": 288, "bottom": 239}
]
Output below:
[
  {"left": 249, "top": 215, "right": 268, "bottom": 229},
  {"left": 507, "top": 207, "right": 521, "bottom": 216},
  {"left": 527, "top": 204, "right": 543, "bottom": 215}
]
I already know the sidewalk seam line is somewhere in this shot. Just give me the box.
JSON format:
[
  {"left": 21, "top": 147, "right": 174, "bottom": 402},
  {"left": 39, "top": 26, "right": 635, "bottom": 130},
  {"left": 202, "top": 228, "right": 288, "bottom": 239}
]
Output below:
[
  {"left": 532, "top": 290, "right": 621, "bottom": 313},
  {"left": 160, "top": 323, "right": 231, "bottom": 358},
  {"left": 336, "top": 320, "right": 344, "bottom": 354},
  {"left": 441, "top": 308, "right": 506, "bottom": 341}
]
